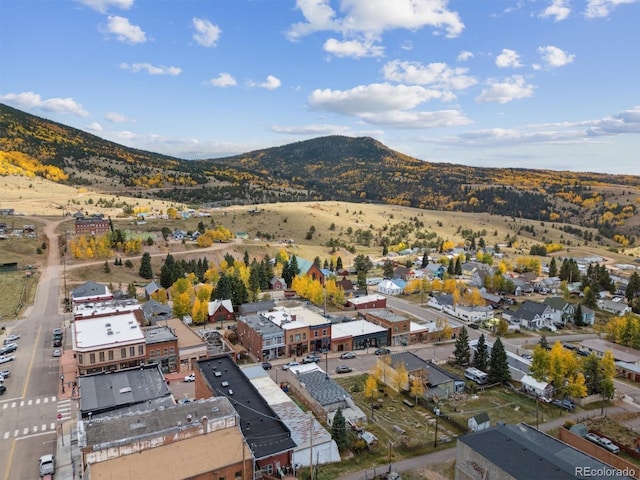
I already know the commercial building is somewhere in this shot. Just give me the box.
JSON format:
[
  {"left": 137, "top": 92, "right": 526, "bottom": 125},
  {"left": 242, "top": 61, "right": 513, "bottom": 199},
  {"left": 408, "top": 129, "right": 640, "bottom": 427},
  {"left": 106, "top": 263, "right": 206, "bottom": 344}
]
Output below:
[
  {"left": 330, "top": 319, "right": 389, "bottom": 353},
  {"left": 142, "top": 325, "right": 178, "bottom": 373}
]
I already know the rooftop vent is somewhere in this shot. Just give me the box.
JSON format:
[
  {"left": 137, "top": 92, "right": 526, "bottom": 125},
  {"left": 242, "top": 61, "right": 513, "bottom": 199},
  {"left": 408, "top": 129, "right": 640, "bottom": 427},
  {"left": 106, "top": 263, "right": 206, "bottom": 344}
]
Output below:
[
  {"left": 214, "top": 371, "right": 222, "bottom": 377},
  {"left": 105, "top": 323, "right": 111, "bottom": 327},
  {"left": 186, "top": 414, "right": 193, "bottom": 422},
  {"left": 221, "top": 381, "right": 229, "bottom": 387},
  {"left": 119, "top": 387, "right": 132, "bottom": 394}
]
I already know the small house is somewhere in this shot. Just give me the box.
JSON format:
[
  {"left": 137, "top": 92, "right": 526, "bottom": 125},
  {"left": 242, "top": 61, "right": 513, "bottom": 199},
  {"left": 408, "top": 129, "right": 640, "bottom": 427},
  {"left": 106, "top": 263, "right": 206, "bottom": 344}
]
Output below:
[
  {"left": 520, "top": 374, "right": 553, "bottom": 398},
  {"left": 468, "top": 412, "right": 490, "bottom": 432}
]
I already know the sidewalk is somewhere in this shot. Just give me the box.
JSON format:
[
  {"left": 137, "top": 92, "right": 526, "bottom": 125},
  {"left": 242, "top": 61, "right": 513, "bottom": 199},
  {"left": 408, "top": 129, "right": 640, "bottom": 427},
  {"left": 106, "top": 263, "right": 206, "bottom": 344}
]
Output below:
[{"left": 56, "top": 347, "right": 81, "bottom": 479}]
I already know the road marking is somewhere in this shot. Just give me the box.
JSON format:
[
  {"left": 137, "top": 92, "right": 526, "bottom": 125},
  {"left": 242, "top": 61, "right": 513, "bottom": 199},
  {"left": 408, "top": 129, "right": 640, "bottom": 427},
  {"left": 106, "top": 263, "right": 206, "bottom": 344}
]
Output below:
[
  {"left": 10, "top": 402, "right": 15, "bottom": 408},
  {"left": 50, "top": 422, "right": 55, "bottom": 430},
  {"left": 2, "top": 439, "right": 16, "bottom": 480},
  {"left": 36, "top": 398, "right": 41, "bottom": 405},
  {"left": 52, "top": 396, "right": 57, "bottom": 402},
  {"left": 41, "top": 424, "right": 46, "bottom": 431},
  {"left": 32, "top": 426, "right": 37, "bottom": 433},
  {"left": 27, "top": 400, "right": 32, "bottom": 406},
  {"left": 13, "top": 429, "right": 18, "bottom": 437},
  {"left": 22, "top": 323, "right": 42, "bottom": 399},
  {"left": 19, "top": 401, "right": 24, "bottom": 407},
  {"left": 2, "top": 432, "right": 8, "bottom": 439},
  {"left": 44, "top": 397, "right": 49, "bottom": 403},
  {"left": 2, "top": 404, "right": 6, "bottom": 410},
  {"left": 22, "top": 427, "right": 28, "bottom": 435}
]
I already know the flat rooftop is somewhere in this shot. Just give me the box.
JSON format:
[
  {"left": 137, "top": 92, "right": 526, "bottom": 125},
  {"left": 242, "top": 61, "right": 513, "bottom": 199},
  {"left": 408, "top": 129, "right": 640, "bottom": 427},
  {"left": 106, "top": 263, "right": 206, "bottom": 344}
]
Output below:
[
  {"left": 143, "top": 325, "right": 177, "bottom": 344},
  {"left": 74, "top": 311, "right": 144, "bottom": 352},
  {"left": 331, "top": 320, "right": 387, "bottom": 339},
  {"left": 74, "top": 299, "right": 141, "bottom": 319},
  {"left": 347, "top": 294, "right": 385, "bottom": 305},
  {"left": 365, "top": 309, "right": 409, "bottom": 323},
  {"left": 239, "top": 314, "right": 284, "bottom": 336},
  {"left": 275, "top": 306, "right": 331, "bottom": 327}
]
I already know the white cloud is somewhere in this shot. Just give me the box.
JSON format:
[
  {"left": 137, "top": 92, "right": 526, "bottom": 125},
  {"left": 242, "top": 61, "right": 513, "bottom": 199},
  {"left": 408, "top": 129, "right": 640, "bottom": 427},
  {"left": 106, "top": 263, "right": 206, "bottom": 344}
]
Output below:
[
  {"left": 585, "top": 0, "right": 638, "bottom": 18},
  {"left": 540, "top": 0, "right": 571, "bottom": 21},
  {"left": 587, "top": 106, "right": 640, "bottom": 135},
  {"left": 0, "top": 91, "right": 89, "bottom": 116},
  {"left": 457, "top": 50, "right": 473, "bottom": 62},
  {"left": 120, "top": 63, "right": 181, "bottom": 75},
  {"left": 306, "top": 82, "right": 469, "bottom": 128},
  {"left": 323, "top": 38, "right": 384, "bottom": 58},
  {"left": 192, "top": 18, "right": 222, "bottom": 47},
  {"left": 476, "top": 76, "right": 535, "bottom": 104},
  {"left": 75, "top": 0, "right": 133, "bottom": 13},
  {"left": 271, "top": 124, "right": 352, "bottom": 135},
  {"left": 287, "top": 0, "right": 464, "bottom": 41},
  {"left": 86, "top": 122, "right": 103, "bottom": 132},
  {"left": 309, "top": 83, "right": 444, "bottom": 115},
  {"left": 382, "top": 60, "right": 477, "bottom": 90},
  {"left": 105, "top": 112, "right": 131, "bottom": 123},
  {"left": 258, "top": 75, "right": 282, "bottom": 90},
  {"left": 538, "top": 45, "right": 575, "bottom": 67},
  {"left": 104, "top": 16, "right": 146, "bottom": 44},
  {"left": 495, "top": 49, "right": 522, "bottom": 68},
  {"left": 205, "top": 73, "right": 237, "bottom": 87}
]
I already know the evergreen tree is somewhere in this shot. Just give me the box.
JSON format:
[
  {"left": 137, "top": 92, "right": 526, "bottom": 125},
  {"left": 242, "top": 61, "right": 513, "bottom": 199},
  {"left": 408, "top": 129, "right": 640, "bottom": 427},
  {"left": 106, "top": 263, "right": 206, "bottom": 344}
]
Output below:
[
  {"left": 473, "top": 334, "right": 489, "bottom": 371},
  {"left": 583, "top": 284, "right": 598, "bottom": 309},
  {"left": 549, "top": 257, "right": 557, "bottom": 277},
  {"left": 127, "top": 282, "right": 137, "bottom": 298},
  {"left": 103, "top": 260, "right": 111, "bottom": 273},
  {"left": 447, "top": 259, "right": 455, "bottom": 276},
  {"left": 323, "top": 259, "right": 329, "bottom": 270},
  {"left": 336, "top": 257, "right": 343, "bottom": 271},
  {"left": 421, "top": 251, "right": 429, "bottom": 268},
  {"left": 469, "top": 237, "right": 476, "bottom": 251},
  {"left": 139, "top": 252, "right": 153, "bottom": 279},
  {"left": 454, "top": 326, "right": 471, "bottom": 366},
  {"left": 197, "top": 221, "right": 206, "bottom": 234},
  {"left": 243, "top": 249, "right": 250, "bottom": 267},
  {"left": 313, "top": 256, "right": 322, "bottom": 268},
  {"left": 488, "top": 337, "right": 511, "bottom": 384},
  {"left": 160, "top": 254, "right": 175, "bottom": 289},
  {"left": 331, "top": 408, "right": 348, "bottom": 451},
  {"left": 626, "top": 272, "right": 640, "bottom": 303},
  {"left": 478, "top": 237, "right": 486, "bottom": 249},
  {"left": 230, "top": 276, "right": 249, "bottom": 306},
  {"left": 538, "top": 335, "right": 549, "bottom": 350},
  {"left": 382, "top": 244, "right": 388, "bottom": 256},
  {"left": 224, "top": 253, "right": 235, "bottom": 267},
  {"left": 574, "top": 303, "right": 584, "bottom": 326},
  {"left": 383, "top": 260, "right": 394, "bottom": 279},
  {"left": 249, "top": 260, "right": 261, "bottom": 301},
  {"left": 455, "top": 257, "right": 462, "bottom": 276},
  {"left": 213, "top": 274, "right": 233, "bottom": 300}
]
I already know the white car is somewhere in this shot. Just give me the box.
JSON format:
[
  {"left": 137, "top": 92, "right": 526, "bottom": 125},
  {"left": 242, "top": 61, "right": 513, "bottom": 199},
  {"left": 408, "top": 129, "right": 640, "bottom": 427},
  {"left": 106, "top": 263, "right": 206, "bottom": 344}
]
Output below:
[
  {"left": 0, "top": 355, "right": 15, "bottom": 364},
  {"left": 585, "top": 432, "right": 601, "bottom": 444},
  {"left": 39, "top": 454, "right": 55, "bottom": 476},
  {"left": 282, "top": 361, "right": 300, "bottom": 370},
  {"left": 3, "top": 334, "right": 20, "bottom": 344},
  {"left": 184, "top": 374, "right": 195, "bottom": 382},
  {"left": 597, "top": 436, "right": 620, "bottom": 454}
]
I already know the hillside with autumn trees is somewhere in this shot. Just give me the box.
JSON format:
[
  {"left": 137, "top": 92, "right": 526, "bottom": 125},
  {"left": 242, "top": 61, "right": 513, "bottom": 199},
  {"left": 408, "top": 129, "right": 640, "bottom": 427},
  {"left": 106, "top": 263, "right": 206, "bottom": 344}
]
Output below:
[{"left": 1, "top": 103, "right": 639, "bottom": 245}]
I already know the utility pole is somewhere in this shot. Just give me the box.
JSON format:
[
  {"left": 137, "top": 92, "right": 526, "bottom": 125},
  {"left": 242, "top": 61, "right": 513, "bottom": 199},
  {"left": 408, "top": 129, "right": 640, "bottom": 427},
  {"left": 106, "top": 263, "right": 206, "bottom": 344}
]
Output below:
[{"left": 433, "top": 408, "right": 440, "bottom": 448}]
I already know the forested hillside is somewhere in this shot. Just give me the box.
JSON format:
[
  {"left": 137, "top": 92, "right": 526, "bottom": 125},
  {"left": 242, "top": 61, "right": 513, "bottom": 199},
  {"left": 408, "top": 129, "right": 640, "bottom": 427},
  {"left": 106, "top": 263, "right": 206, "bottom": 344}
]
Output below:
[{"left": 1, "top": 103, "right": 639, "bottom": 244}]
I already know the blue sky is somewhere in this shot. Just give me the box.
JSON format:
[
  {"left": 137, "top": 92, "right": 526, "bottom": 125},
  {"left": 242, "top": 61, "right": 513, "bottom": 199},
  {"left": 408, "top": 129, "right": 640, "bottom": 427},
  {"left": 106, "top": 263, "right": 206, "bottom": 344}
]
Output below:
[{"left": 1, "top": 0, "right": 639, "bottom": 174}]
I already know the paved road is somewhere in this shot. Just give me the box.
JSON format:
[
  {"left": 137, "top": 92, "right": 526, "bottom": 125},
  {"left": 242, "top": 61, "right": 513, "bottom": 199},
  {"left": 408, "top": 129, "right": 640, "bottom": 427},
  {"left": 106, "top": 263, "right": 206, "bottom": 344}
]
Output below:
[{"left": 0, "top": 216, "right": 67, "bottom": 480}]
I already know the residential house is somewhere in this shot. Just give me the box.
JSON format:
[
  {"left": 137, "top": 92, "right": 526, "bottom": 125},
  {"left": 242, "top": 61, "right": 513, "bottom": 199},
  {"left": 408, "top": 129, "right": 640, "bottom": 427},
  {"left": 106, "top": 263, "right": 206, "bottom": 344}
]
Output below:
[
  {"left": 383, "top": 352, "right": 465, "bottom": 398},
  {"left": 542, "top": 297, "right": 576, "bottom": 328},
  {"left": 468, "top": 412, "right": 490, "bottom": 432},
  {"left": 423, "top": 263, "right": 446, "bottom": 279},
  {"left": 269, "top": 276, "right": 287, "bottom": 290},
  {"left": 237, "top": 300, "right": 276, "bottom": 316},
  {"left": 142, "top": 300, "right": 172, "bottom": 325},
  {"left": 377, "top": 279, "right": 403, "bottom": 295},
  {"left": 196, "top": 355, "right": 297, "bottom": 477},
  {"left": 455, "top": 423, "right": 634, "bottom": 480},
  {"left": 597, "top": 299, "right": 631, "bottom": 316},
  {"left": 505, "top": 300, "right": 554, "bottom": 330},
  {"left": 520, "top": 374, "right": 553, "bottom": 398},
  {"left": 579, "top": 306, "right": 596, "bottom": 326},
  {"left": 580, "top": 338, "right": 640, "bottom": 364},
  {"left": 393, "top": 266, "right": 416, "bottom": 281},
  {"left": 207, "top": 299, "right": 235, "bottom": 325},
  {"left": 71, "top": 281, "right": 113, "bottom": 305},
  {"left": 144, "top": 280, "right": 161, "bottom": 300}
]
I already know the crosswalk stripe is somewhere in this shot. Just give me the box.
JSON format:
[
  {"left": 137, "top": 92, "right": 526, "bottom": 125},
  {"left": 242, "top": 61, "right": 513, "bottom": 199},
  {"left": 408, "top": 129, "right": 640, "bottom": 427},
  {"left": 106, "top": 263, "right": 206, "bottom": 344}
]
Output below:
[
  {"left": 3, "top": 432, "right": 8, "bottom": 439},
  {"left": 22, "top": 427, "right": 28, "bottom": 435},
  {"left": 32, "top": 426, "right": 38, "bottom": 433},
  {"left": 11, "top": 402, "right": 16, "bottom": 408},
  {"left": 28, "top": 400, "right": 32, "bottom": 406},
  {"left": 13, "top": 429, "right": 18, "bottom": 437},
  {"left": 36, "top": 399, "right": 41, "bottom": 405},
  {"left": 41, "top": 424, "right": 46, "bottom": 431},
  {"left": 19, "top": 401, "right": 24, "bottom": 407},
  {"left": 52, "top": 396, "right": 57, "bottom": 402},
  {"left": 44, "top": 397, "right": 49, "bottom": 404},
  {"left": 50, "top": 423, "right": 55, "bottom": 430},
  {"left": 2, "top": 403, "right": 6, "bottom": 410}
]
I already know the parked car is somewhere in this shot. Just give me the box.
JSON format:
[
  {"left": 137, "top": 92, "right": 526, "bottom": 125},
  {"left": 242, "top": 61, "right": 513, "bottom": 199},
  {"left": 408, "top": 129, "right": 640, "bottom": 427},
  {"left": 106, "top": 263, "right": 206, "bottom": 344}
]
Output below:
[
  {"left": 0, "top": 370, "right": 10, "bottom": 379},
  {"left": 374, "top": 348, "right": 391, "bottom": 355},
  {"left": 184, "top": 374, "right": 195, "bottom": 382},
  {"left": 552, "top": 398, "right": 575, "bottom": 411},
  {"left": 52, "top": 349, "right": 62, "bottom": 357},
  {"left": 1, "top": 343, "right": 18, "bottom": 354},
  {"left": 302, "top": 354, "right": 321, "bottom": 364},
  {"left": 521, "top": 353, "right": 533, "bottom": 360},
  {"left": 0, "top": 355, "right": 15, "bottom": 364},
  {"left": 562, "top": 343, "right": 577, "bottom": 351},
  {"left": 597, "top": 436, "right": 620, "bottom": 453},
  {"left": 335, "top": 365, "right": 353, "bottom": 374},
  {"left": 468, "top": 323, "right": 479, "bottom": 329},
  {"left": 3, "top": 334, "right": 20, "bottom": 344},
  {"left": 0, "top": 385, "right": 6, "bottom": 395},
  {"left": 585, "top": 432, "right": 601, "bottom": 444},
  {"left": 340, "top": 351, "right": 356, "bottom": 359},
  {"left": 39, "top": 454, "right": 55, "bottom": 476},
  {"left": 261, "top": 362, "right": 272, "bottom": 370},
  {"left": 282, "top": 361, "right": 300, "bottom": 370}
]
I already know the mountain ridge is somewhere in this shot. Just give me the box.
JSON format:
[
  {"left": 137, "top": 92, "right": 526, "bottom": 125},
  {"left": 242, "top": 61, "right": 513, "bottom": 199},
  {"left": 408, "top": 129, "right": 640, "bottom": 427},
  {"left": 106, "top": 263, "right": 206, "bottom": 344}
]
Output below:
[{"left": 1, "top": 103, "right": 639, "bottom": 242}]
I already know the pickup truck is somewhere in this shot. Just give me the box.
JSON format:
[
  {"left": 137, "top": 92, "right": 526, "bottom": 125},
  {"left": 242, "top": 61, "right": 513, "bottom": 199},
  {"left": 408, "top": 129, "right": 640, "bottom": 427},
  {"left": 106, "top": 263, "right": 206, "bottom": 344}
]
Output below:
[
  {"left": 597, "top": 436, "right": 620, "bottom": 454},
  {"left": 302, "top": 355, "right": 320, "bottom": 364}
]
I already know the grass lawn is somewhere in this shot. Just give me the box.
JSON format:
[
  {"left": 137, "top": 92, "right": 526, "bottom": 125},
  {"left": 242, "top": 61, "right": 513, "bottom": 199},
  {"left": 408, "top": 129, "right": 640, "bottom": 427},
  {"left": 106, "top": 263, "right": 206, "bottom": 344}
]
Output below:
[{"left": 0, "top": 270, "right": 39, "bottom": 321}]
